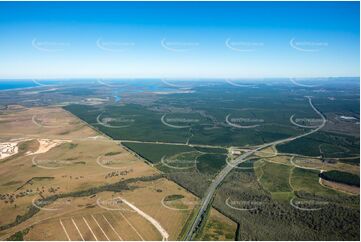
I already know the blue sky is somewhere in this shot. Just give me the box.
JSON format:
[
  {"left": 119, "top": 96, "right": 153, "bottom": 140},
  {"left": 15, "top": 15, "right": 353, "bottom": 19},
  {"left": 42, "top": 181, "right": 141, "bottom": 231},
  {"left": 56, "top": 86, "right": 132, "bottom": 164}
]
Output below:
[{"left": 0, "top": 1, "right": 359, "bottom": 79}]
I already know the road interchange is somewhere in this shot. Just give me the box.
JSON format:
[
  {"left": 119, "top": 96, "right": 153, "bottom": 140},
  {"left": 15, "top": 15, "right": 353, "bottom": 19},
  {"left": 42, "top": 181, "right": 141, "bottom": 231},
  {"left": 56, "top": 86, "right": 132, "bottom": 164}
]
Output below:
[{"left": 184, "top": 96, "right": 326, "bottom": 240}]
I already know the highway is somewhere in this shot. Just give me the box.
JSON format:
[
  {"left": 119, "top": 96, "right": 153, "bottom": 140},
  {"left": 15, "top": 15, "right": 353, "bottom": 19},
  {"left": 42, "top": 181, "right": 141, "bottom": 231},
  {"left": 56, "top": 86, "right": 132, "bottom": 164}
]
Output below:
[{"left": 184, "top": 96, "right": 326, "bottom": 240}]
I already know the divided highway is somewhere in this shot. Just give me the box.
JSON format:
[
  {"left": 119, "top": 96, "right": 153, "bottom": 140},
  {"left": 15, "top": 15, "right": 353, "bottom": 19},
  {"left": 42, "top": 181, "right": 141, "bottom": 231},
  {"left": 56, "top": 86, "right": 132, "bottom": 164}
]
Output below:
[{"left": 184, "top": 96, "right": 326, "bottom": 240}]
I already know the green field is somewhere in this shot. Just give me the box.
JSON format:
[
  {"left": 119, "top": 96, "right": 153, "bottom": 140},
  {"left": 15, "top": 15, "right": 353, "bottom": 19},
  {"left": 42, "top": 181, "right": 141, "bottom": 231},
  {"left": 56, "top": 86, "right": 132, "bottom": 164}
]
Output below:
[
  {"left": 291, "top": 168, "right": 339, "bottom": 197},
  {"left": 257, "top": 162, "right": 293, "bottom": 194}
]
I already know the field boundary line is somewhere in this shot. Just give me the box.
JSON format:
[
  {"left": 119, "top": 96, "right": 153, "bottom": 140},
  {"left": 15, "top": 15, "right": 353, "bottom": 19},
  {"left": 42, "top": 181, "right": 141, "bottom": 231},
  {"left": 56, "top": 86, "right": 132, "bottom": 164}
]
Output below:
[
  {"left": 59, "top": 219, "right": 71, "bottom": 241},
  {"left": 91, "top": 215, "right": 110, "bottom": 241},
  {"left": 83, "top": 216, "right": 98, "bottom": 241},
  {"left": 102, "top": 214, "right": 123, "bottom": 241},
  {"left": 118, "top": 211, "right": 145, "bottom": 241},
  {"left": 61, "top": 107, "right": 114, "bottom": 141},
  {"left": 71, "top": 218, "right": 84, "bottom": 241}
]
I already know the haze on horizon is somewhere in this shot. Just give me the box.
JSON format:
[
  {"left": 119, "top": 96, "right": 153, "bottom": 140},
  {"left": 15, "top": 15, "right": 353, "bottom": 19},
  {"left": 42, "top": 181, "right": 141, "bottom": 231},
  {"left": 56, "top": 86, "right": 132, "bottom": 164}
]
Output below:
[{"left": 0, "top": 1, "right": 359, "bottom": 79}]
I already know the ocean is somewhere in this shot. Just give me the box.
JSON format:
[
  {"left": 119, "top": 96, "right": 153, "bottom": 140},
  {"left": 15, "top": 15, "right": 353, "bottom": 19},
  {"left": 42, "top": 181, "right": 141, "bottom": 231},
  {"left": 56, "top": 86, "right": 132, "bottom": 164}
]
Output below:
[{"left": 0, "top": 80, "right": 38, "bottom": 91}]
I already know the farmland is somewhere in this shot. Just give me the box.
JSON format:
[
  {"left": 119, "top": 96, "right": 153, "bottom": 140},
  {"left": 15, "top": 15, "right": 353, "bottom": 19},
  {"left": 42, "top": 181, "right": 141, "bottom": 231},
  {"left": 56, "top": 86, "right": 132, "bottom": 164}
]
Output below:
[
  {"left": 0, "top": 0, "right": 360, "bottom": 240},
  {"left": 0, "top": 105, "right": 222, "bottom": 241},
  {"left": 0, "top": 78, "right": 359, "bottom": 240}
]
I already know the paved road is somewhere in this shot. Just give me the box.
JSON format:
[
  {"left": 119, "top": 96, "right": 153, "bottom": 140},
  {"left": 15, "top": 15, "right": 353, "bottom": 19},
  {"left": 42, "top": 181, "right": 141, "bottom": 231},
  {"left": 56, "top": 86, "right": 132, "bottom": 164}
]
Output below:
[{"left": 184, "top": 96, "right": 326, "bottom": 240}]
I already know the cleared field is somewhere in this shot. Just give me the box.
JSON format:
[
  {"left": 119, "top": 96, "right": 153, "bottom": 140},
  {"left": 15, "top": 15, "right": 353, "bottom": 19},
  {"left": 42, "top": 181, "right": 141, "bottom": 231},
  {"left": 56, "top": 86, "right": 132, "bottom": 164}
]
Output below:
[
  {"left": 292, "top": 156, "right": 359, "bottom": 175},
  {"left": 0, "top": 107, "right": 200, "bottom": 241},
  {"left": 116, "top": 178, "right": 199, "bottom": 240},
  {"left": 254, "top": 154, "right": 360, "bottom": 198},
  {"left": 254, "top": 146, "right": 277, "bottom": 157},
  {"left": 197, "top": 209, "right": 236, "bottom": 241},
  {"left": 0, "top": 106, "right": 97, "bottom": 140},
  {"left": 9, "top": 181, "right": 198, "bottom": 241},
  {"left": 22, "top": 206, "right": 162, "bottom": 240},
  {"left": 320, "top": 179, "right": 360, "bottom": 195},
  {"left": 2, "top": 179, "right": 197, "bottom": 240},
  {"left": 257, "top": 162, "right": 293, "bottom": 194},
  {"left": 263, "top": 155, "right": 292, "bottom": 166},
  {"left": 290, "top": 168, "right": 338, "bottom": 197},
  {"left": 0, "top": 138, "right": 156, "bottom": 226},
  {"left": 103, "top": 211, "right": 141, "bottom": 241}
]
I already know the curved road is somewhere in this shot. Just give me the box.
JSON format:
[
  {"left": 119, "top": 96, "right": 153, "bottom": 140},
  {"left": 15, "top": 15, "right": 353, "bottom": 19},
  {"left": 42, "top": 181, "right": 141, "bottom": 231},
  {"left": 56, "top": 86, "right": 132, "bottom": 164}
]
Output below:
[{"left": 184, "top": 96, "right": 326, "bottom": 240}]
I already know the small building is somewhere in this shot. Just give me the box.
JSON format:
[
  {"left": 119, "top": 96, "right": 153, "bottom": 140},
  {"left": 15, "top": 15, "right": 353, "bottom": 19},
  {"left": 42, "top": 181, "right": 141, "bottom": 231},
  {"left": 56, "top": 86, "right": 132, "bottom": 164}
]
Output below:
[{"left": 231, "top": 150, "right": 241, "bottom": 155}]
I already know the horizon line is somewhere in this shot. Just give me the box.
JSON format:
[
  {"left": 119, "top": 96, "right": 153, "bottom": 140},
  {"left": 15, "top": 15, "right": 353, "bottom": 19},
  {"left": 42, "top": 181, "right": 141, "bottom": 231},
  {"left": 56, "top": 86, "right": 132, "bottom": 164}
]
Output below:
[{"left": 0, "top": 76, "right": 360, "bottom": 81}]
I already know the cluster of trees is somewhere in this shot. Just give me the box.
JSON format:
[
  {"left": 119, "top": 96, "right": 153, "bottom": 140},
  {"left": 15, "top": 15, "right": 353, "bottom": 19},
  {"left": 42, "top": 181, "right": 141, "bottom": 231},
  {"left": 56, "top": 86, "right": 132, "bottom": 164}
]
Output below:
[
  {"left": 213, "top": 169, "right": 360, "bottom": 240},
  {"left": 320, "top": 170, "right": 360, "bottom": 187}
]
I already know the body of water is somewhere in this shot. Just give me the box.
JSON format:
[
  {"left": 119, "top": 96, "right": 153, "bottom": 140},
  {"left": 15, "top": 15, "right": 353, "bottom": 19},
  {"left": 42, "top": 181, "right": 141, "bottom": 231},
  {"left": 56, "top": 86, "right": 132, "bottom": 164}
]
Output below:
[
  {"left": 0, "top": 80, "right": 38, "bottom": 91},
  {"left": 114, "top": 95, "right": 121, "bottom": 103}
]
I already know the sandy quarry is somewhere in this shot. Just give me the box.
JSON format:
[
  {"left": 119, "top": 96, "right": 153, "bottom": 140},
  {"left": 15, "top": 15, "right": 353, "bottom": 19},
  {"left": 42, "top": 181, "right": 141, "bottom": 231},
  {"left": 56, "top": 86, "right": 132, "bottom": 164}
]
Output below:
[
  {"left": 0, "top": 142, "right": 19, "bottom": 160},
  {"left": 0, "top": 106, "right": 236, "bottom": 240},
  {"left": 26, "top": 139, "right": 71, "bottom": 156}
]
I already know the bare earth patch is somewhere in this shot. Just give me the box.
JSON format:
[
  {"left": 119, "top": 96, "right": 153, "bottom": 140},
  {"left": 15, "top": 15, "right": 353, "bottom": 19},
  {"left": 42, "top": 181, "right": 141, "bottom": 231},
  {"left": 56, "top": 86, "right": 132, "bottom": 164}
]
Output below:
[
  {"left": 320, "top": 179, "right": 359, "bottom": 195},
  {"left": 0, "top": 106, "right": 200, "bottom": 240}
]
